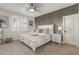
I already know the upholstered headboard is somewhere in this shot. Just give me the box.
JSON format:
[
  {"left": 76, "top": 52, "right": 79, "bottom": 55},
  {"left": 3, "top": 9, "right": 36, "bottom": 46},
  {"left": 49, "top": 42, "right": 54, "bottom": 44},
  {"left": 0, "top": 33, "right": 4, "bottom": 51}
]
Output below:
[{"left": 37, "top": 24, "right": 54, "bottom": 34}]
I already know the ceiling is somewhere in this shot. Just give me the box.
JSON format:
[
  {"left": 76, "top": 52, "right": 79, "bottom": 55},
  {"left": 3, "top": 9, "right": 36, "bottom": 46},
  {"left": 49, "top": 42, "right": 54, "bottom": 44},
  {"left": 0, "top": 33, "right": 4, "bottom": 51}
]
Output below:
[{"left": 0, "top": 3, "right": 76, "bottom": 17}]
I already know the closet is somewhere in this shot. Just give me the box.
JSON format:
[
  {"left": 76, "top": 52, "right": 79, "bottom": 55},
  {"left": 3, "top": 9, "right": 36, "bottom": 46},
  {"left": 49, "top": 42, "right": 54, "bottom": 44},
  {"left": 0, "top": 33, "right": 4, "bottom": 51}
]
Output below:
[{"left": 63, "top": 14, "right": 79, "bottom": 46}]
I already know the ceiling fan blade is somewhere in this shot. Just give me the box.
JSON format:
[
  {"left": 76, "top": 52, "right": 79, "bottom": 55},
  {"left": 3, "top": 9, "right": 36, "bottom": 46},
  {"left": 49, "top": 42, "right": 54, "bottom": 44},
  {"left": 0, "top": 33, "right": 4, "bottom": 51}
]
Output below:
[{"left": 25, "top": 3, "right": 43, "bottom": 12}]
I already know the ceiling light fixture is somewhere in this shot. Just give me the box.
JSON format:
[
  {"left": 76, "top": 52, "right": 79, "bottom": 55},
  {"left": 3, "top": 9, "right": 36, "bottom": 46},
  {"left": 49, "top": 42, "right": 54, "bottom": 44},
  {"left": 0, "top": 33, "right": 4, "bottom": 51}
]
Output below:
[{"left": 30, "top": 8, "right": 34, "bottom": 11}]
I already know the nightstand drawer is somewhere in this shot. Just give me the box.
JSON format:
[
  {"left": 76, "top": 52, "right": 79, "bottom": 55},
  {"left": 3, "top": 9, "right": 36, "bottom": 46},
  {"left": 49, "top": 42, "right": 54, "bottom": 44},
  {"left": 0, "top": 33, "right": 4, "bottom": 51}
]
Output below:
[{"left": 52, "top": 33, "right": 62, "bottom": 43}]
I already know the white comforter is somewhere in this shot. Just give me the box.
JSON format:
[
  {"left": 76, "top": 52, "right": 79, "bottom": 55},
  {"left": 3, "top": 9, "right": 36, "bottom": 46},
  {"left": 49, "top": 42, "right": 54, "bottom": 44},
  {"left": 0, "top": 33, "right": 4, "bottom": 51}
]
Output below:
[{"left": 20, "top": 32, "right": 51, "bottom": 44}]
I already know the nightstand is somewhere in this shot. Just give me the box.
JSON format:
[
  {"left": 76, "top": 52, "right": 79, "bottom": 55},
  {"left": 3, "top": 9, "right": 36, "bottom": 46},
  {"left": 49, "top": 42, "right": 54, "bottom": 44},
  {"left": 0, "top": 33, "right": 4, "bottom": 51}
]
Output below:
[{"left": 52, "top": 33, "right": 62, "bottom": 44}]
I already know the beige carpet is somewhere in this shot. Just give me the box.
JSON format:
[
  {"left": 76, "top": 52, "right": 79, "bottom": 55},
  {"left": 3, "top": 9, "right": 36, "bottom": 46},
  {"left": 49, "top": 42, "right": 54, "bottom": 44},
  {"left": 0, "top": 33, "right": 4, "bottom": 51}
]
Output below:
[{"left": 0, "top": 40, "right": 79, "bottom": 55}]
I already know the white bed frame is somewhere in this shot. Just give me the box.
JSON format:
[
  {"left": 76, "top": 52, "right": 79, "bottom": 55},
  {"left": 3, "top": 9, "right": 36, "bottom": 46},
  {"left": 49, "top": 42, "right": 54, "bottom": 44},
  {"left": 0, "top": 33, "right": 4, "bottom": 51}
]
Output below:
[{"left": 20, "top": 24, "right": 54, "bottom": 52}]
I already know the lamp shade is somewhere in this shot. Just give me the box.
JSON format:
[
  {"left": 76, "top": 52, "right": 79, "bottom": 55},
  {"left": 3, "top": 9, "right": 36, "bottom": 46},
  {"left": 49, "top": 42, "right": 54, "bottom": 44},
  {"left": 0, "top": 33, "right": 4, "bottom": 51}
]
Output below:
[{"left": 58, "top": 27, "right": 62, "bottom": 31}]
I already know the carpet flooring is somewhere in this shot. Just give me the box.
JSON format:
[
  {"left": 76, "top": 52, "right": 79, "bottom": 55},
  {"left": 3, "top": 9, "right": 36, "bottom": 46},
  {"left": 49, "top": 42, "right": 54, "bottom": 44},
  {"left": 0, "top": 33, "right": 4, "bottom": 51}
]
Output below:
[{"left": 0, "top": 40, "right": 79, "bottom": 55}]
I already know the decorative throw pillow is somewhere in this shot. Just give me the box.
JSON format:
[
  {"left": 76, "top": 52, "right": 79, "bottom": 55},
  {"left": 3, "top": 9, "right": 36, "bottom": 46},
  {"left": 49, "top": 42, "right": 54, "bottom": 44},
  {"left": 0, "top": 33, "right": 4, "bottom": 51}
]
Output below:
[
  {"left": 39, "top": 29, "right": 43, "bottom": 33},
  {"left": 43, "top": 28, "right": 49, "bottom": 34}
]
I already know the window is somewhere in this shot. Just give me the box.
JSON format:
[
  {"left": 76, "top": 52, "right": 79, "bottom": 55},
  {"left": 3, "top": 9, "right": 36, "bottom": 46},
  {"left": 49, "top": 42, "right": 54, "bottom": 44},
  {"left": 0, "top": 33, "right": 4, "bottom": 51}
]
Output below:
[{"left": 12, "top": 16, "right": 29, "bottom": 31}]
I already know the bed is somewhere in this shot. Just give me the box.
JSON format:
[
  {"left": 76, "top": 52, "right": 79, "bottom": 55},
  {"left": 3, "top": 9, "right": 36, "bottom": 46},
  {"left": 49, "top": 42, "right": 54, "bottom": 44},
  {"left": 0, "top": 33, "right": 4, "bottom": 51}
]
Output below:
[{"left": 20, "top": 24, "right": 54, "bottom": 52}]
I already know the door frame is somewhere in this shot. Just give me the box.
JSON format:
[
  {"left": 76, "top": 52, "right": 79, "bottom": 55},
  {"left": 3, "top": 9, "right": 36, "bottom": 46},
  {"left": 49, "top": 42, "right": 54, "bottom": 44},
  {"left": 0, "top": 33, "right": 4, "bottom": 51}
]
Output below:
[
  {"left": 62, "top": 14, "right": 78, "bottom": 45},
  {"left": 62, "top": 16, "right": 65, "bottom": 43}
]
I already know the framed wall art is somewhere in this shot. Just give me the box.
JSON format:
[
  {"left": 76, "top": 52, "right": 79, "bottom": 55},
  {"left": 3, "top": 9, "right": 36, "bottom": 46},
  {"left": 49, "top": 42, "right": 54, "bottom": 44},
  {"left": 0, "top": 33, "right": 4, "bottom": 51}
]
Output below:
[{"left": 0, "top": 15, "right": 9, "bottom": 28}]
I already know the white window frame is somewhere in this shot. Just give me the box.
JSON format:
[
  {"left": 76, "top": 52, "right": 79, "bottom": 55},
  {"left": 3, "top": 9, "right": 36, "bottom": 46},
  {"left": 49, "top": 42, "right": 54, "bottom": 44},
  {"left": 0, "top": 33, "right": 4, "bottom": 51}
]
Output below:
[{"left": 12, "top": 16, "right": 29, "bottom": 31}]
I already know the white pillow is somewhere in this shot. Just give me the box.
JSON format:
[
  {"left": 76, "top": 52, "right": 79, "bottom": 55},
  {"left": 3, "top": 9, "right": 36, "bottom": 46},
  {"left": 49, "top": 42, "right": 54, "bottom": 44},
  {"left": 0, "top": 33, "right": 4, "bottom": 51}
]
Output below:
[{"left": 43, "top": 28, "right": 49, "bottom": 34}]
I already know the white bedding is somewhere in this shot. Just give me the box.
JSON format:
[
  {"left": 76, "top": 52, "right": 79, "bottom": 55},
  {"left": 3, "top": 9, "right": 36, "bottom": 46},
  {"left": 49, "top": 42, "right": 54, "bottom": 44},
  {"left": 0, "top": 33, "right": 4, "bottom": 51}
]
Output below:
[
  {"left": 20, "top": 24, "right": 53, "bottom": 52},
  {"left": 20, "top": 32, "right": 51, "bottom": 44},
  {"left": 20, "top": 32, "right": 51, "bottom": 51}
]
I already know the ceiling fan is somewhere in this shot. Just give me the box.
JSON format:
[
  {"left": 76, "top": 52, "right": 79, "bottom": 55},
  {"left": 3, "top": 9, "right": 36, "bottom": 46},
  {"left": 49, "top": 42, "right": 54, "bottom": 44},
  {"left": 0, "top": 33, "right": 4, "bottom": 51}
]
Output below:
[{"left": 25, "top": 3, "right": 42, "bottom": 12}]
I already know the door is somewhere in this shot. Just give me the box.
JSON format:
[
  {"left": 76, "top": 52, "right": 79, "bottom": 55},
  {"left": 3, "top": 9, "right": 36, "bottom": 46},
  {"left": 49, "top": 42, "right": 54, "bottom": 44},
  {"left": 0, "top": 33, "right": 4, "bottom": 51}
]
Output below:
[{"left": 63, "top": 14, "right": 78, "bottom": 45}]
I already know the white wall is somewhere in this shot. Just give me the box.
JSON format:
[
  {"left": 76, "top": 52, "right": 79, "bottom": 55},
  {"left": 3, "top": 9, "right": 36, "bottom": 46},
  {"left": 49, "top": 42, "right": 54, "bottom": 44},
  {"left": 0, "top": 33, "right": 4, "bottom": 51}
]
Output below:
[{"left": 0, "top": 9, "right": 35, "bottom": 40}]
